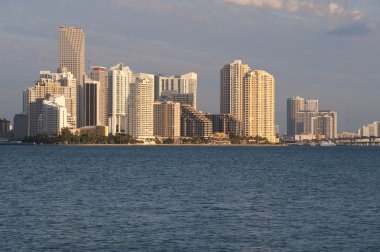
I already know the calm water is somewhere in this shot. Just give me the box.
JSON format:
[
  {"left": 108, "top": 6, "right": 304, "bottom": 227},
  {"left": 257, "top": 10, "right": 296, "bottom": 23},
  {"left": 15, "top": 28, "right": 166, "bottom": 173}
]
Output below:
[{"left": 0, "top": 146, "right": 379, "bottom": 251}]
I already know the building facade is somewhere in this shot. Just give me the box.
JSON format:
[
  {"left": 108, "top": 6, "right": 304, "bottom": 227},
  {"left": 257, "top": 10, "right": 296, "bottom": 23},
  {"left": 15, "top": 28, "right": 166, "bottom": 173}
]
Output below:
[
  {"left": 59, "top": 26, "right": 85, "bottom": 84},
  {"left": 79, "top": 79, "right": 100, "bottom": 127},
  {"left": 13, "top": 114, "right": 28, "bottom": 140},
  {"left": 205, "top": 114, "right": 241, "bottom": 136},
  {"left": 42, "top": 96, "right": 68, "bottom": 135},
  {"left": 90, "top": 66, "right": 108, "bottom": 126},
  {"left": 153, "top": 101, "right": 181, "bottom": 138},
  {"left": 220, "top": 60, "right": 251, "bottom": 121},
  {"left": 108, "top": 63, "right": 133, "bottom": 135},
  {"left": 25, "top": 70, "right": 77, "bottom": 133},
  {"left": 287, "top": 96, "right": 305, "bottom": 137},
  {"left": 0, "top": 118, "right": 11, "bottom": 138},
  {"left": 155, "top": 72, "right": 197, "bottom": 108},
  {"left": 180, "top": 105, "right": 212, "bottom": 138},
  {"left": 243, "top": 70, "right": 276, "bottom": 142},
  {"left": 128, "top": 74, "right": 155, "bottom": 140}
]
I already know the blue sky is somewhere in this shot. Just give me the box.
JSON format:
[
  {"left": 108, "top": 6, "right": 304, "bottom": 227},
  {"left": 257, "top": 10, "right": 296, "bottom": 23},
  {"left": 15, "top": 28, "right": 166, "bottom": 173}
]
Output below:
[{"left": 0, "top": 0, "right": 379, "bottom": 132}]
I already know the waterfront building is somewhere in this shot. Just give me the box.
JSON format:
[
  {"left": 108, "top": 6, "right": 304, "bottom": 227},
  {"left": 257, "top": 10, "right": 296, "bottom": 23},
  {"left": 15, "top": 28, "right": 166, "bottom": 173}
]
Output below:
[
  {"left": 358, "top": 121, "right": 380, "bottom": 137},
  {"left": 108, "top": 63, "right": 133, "bottom": 135},
  {"left": 89, "top": 66, "right": 108, "bottom": 126},
  {"left": 180, "top": 105, "right": 212, "bottom": 138},
  {"left": 13, "top": 114, "right": 28, "bottom": 140},
  {"left": 153, "top": 101, "right": 181, "bottom": 139},
  {"left": 128, "top": 73, "right": 155, "bottom": 140},
  {"left": 205, "top": 114, "right": 241, "bottom": 136},
  {"left": 220, "top": 60, "right": 251, "bottom": 122},
  {"left": 287, "top": 96, "right": 305, "bottom": 137},
  {"left": 79, "top": 79, "right": 100, "bottom": 127},
  {"left": 25, "top": 69, "right": 77, "bottom": 134},
  {"left": 243, "top": 70, "right": 276, "bottom": 142},
  {"left": 0, "top": 118, "right": 11, "bottom": 138},
  {"left": 59, "top": 26, "right": 85, "bottom": 84},
  {"left": 312, "top": 111, "right": 338, "bottom": 139},
  {"left": 155, "top": 72, "right": 197, "bottom": 108},
  {"left": 42, "top": 96, "right": 68, "bottom": 135}
]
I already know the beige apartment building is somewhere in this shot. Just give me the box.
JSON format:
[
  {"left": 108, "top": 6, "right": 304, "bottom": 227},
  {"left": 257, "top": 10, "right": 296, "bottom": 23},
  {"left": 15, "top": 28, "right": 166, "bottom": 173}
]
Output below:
[
  {"left": 244, "top": 70, "right": 276, "bottom": 142},
  {"left": 220, "top": 60, "right": 251, "bottom": 122},
  {"left": 154, "top": 101, "right": 181, "bottom": 139},
  {"left": 90, "top": 66, "right": 109, "bottom": 126}
]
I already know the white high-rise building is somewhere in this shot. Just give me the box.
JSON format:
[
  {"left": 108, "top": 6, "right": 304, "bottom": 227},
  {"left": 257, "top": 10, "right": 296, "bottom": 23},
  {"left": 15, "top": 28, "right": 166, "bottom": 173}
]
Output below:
[
  {"left": 244, "top": 70, "right": 276, "bottom": 142},
  {"left": 59, "top": 27, "right": 85, "bottom": 85},
  {"left": 155, "top": 72, "right": 197, "bottom": 108},
  {"left": 358, "top": 121, "right": 380, "bottom": 137},
  {"left": 42, "top": 95, "right": 68, "bottom": 135},
  {"left": 108, "top": 63, "right": 133, "bottom": 135},
  {"left": 128, "top": 74, "right": 155, "bottom": 140}
]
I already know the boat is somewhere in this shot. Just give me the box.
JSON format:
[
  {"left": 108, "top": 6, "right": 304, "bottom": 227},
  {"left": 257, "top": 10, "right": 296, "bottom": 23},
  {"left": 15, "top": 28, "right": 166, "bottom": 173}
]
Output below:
[{"left": 319, "top": 141, "right": 336, "bottom": 147}]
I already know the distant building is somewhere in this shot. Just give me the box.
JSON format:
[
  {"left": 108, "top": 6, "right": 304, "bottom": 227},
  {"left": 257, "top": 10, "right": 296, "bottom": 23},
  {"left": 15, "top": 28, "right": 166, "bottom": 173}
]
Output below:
[
  {"left": 42, "top": 96, "right": 68, "bottom": 135},
  {"left": 25, "top": 69, "right": 77, "bottom": 133},
  {"left": 205, "top": 114, "right": 241, "bottom": 136},
  {"left": 312, "top": 111, "right": 338, "bottom": 139},
  {"left": 13, "top": 114, "right": 28, "bottom": 140},
  {"left": 154, "top": 101, "right": 181, "bottom": 138},
  {"left": 287, "top": 96, "right": 337, "bottom": 139},
  {"left": 220, "top": 60, "right": 251, "bottom": 122},
  {"left": 0, "top": 118, "right": 11, "bottom": 138},
  {"left": 108, "top": 63, "right": 133, "bottom": 135},
  {"left": 287, "top": 96, "right": 305, "bottom": 137},
  {"left": 89, "top": 66, "right": 108, "bottom": 126},
  {"left": 181, "top": 105, "right": 212, "bottom": 138},
  {"left": 79, "top": 79, "right": 100, "bottom": 127},
  {"left": 244, "top": 70, "right": 276, "bottom": 142},
  {"left": 128, "top": 73, "right": 155, "bottom": 140},
  {"left": 155, "top": 72, "right": 197, "bottom": 108},
  {"left": 358, "top": 121, "right": 380, "bottom": 137},
  {"left": 59, "top": 26, "right": 85, "bottom": 84}
]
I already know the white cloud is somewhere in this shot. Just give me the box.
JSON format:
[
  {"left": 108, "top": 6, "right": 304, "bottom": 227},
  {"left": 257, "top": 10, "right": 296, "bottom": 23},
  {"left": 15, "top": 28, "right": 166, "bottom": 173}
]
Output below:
[{"left": 223, "top": 0, "right": 364, "bottom": 22}]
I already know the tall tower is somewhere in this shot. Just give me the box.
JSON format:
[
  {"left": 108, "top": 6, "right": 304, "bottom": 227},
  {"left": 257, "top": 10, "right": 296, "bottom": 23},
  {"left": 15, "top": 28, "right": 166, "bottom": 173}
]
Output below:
[
  {"left": 220, "top": 60, "right": 251, "bottom": 122},
  {"left": 244, "top": 70, "right": 275, "bottom": 142},
  {"left": 108, "top": 63, "right": 133, "bottom": 135},
  {"left": 128, "top": 74, "right": 155, "bottom": 140},
  {"left": 287, "top": 96, "right": 305, "bottom": 138},
  {"left": 59, "top": 27, "right": 85, "bottom": 85},
  {"left": 90, "top": 66, "right": 108, "bottom": 126}
]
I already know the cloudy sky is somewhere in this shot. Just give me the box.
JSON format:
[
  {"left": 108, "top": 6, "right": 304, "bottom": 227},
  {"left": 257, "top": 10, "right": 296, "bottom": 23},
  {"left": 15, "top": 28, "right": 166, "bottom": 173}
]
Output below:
[{"left": 0, "top": 0, "right": 379, "bottom": 132}]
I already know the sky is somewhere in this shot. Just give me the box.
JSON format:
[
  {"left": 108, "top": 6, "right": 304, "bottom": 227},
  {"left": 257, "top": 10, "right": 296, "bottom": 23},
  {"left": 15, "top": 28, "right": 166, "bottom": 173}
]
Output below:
[{"left": 0, "top": 0, "right": 379, "bottom": 133}]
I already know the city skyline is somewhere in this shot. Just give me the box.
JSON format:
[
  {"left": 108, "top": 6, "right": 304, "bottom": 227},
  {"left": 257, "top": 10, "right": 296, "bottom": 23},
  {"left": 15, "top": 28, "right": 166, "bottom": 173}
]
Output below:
[{"left": 0, "top": 1, "right": 379, "bottom": 132}]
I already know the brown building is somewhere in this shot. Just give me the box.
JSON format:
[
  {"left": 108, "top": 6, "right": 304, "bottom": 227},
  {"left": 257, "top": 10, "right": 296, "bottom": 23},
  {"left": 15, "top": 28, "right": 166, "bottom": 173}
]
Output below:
[
  {"left": 206, "top": 114, "right": 241, "bottom": 136},
  {"left": 180, "top": 105, "right": 212, "bottom": 138}
]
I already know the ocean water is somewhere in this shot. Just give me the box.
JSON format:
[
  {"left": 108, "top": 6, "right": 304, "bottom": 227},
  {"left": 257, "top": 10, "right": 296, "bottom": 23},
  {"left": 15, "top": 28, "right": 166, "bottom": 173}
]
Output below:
[{"left": 0, "top": 145, "right": 379, "bottom": 251}]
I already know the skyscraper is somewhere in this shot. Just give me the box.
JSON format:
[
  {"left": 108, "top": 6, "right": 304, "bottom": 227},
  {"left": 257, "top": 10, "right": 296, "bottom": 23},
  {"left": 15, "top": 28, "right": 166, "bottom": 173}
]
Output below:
[
  {"left": 244, "top": 70, "right": 276, "bottom": 142},
  {"left": 287, "top": 96, "right": 305, "bottom": 137},
  {"left": 79, "top": 79, "right": 100, "bottom": 127},
  {"left": 220, "top": 60, "right": 251, "bottom": 121},
  {"left": 90, "top": 66, "right": 108, "bottom": 126},
  {"left": 128, "top": 74, "right": 155, "bottom": 140},
  {"left": 59, "top": 26, "right": 85, "bottom": 85},
  {"left": 108, "top": 63, "right": 133, "bottom": 135}
]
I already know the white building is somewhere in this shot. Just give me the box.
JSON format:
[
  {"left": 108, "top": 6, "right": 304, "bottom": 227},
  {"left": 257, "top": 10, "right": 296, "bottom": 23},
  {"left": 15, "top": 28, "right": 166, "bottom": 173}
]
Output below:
[
  {"left": 108, "top": 63, "right": 133, "bottom": 135},
  {"left": 42, "top": 95, "right": 68, "bottom": 135},
  {"left": 359, "top": 121, "right": 380, "bottom": 137},
  {"left": 155, "top": 72, "right": 197, "bottom": 108},
  {"left": 128, "top": 73, "right": 155, "bottom": 140}
]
